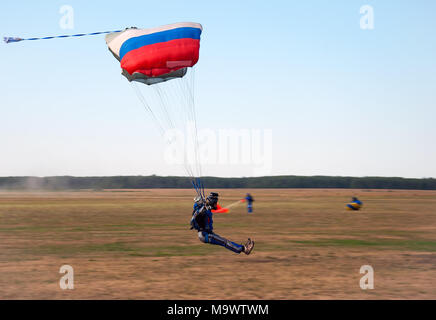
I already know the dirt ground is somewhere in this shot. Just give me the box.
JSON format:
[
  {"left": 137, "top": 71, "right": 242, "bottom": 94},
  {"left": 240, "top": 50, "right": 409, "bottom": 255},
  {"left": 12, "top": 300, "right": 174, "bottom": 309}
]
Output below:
[{"left": 0, "top": 188, "right": 435, "bottom": 299}]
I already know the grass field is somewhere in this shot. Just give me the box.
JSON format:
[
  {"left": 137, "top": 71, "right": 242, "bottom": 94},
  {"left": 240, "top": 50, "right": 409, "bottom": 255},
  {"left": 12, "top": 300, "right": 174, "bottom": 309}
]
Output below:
[{"left": 0, "top": 188, "right": 435, "bottom": 299}]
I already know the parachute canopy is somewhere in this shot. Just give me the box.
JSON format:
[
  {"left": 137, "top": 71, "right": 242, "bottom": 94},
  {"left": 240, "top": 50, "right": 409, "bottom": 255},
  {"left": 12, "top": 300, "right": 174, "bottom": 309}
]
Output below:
[
  {"left": 105, "top": 22, "right": 202, "bottom": 85},
  {"left": 105, "top": 23, "right": 205, "bottom": 199}
]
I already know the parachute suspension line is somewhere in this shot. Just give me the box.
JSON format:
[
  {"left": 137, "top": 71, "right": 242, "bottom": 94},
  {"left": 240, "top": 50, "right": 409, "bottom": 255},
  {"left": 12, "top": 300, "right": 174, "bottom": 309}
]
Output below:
[
  {"left": 178, "top": 69, "right": 203, "bottom": 195},
  {"left": 191, "top": 177, "right": 204, "bottom": 200},
  {"left": 188, "top": 69, "right": 203, "bottom": 180},
  {"left": 164, "top": 69, "right": 200, "bottom": 183},
  {"left": 154, "top": 85, "right": 177, "bottom": 131},
  {"left": 179, "top": 68, "right": 203, "bottom": 197},
  {"left": 191, "top": 71, "right": 204, "bottom": 196},
  {"left": 162, "top": 80, "right": 197, "bottom": 183},
  {"left": 198, "top": 178, "right": 205, "bottom": 200},
  {"left": 178, "top": 78, "right": 194, "bottom": 178},
  {"left": 4, "top": 30, "right": 123, "bottom": 44},
  {"left": 169, "top": 75, "right": 198, "bottom": 182},
  {"left": 175, "top": 69, "right": 201, "bottom": 182},
  {"left": 131, "top": 82, "right": 166, "bottom": 135},
  {"left": 134, "top": 79, "right": 192, "bottom": 181},
  {"left": 191, "top": 75, "right": 204, "bottom": 200},
  {"left": 130, "top": 68, "right": 203, "bottom": 198}
]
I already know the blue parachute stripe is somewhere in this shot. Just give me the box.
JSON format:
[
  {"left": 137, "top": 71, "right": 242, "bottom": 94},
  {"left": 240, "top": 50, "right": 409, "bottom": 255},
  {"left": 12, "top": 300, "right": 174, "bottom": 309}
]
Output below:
[{"left": 119, "top": 27, "right": 201, "bottom": 60}]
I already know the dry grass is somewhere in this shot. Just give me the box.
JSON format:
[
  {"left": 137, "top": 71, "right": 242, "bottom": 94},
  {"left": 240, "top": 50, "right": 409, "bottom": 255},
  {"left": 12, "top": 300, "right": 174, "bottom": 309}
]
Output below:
[{"left": 0, "top": 188, "right": 435, "bottom": 299}]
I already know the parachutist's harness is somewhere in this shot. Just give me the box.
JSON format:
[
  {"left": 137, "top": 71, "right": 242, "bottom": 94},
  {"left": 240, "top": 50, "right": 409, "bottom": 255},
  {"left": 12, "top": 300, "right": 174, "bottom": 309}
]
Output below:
[
  {"left": 190, "top": 204, "right": 209, "bottom": 231},
  {"left": 190, "top": 193, "right": 217, "bottom": 231}
]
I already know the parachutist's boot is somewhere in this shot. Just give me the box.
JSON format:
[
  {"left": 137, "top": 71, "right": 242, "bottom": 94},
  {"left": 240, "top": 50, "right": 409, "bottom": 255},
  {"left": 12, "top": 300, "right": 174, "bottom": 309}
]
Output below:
[{"left": 243, "top": 238, "right": 254, "bottom": 255}]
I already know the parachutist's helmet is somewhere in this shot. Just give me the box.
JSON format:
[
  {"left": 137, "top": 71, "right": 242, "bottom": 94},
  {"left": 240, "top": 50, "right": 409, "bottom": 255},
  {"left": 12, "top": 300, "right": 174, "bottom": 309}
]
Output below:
[
  {"left": 206, "top": 192, "right": 219, "bottom": 210},
  {"left": 352, "top": 197, "right": 358, "bottom": 202}
]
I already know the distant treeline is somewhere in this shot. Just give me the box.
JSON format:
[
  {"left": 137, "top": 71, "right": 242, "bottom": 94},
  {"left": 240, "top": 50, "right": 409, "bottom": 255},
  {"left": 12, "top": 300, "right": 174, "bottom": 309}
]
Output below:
[{"left": 0, "top": 175, "right": 435, "bottom": 190}]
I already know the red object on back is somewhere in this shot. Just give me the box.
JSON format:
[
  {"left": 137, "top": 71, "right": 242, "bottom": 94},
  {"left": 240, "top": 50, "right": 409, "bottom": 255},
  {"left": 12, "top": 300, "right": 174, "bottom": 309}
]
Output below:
[{"left": 212, "top": 204, "right": 229, "bottom": 214}]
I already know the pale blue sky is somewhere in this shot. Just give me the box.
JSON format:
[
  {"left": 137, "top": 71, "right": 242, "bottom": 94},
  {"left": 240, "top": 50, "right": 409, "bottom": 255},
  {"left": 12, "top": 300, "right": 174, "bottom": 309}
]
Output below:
[{"left": 1, "top": 1, "right": 435, "bottom": 178}]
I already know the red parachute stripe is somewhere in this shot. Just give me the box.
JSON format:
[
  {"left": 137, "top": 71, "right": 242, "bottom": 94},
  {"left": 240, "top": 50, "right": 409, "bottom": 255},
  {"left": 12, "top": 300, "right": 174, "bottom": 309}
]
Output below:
[{"left": 121, "top": 38, "right": 200, "bottom": 77}]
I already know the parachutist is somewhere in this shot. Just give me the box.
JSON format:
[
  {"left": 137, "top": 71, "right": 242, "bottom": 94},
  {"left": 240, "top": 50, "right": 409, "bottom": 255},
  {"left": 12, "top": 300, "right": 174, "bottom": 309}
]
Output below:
[
  {"left": 190, "top": 192, "right": 254, "bottom": 255},
  {"left": 244, "top": 193, "right": 254, "bottom": 213},
  {"left": 347, "top": 197, "right": 363, "bottom": 211}
]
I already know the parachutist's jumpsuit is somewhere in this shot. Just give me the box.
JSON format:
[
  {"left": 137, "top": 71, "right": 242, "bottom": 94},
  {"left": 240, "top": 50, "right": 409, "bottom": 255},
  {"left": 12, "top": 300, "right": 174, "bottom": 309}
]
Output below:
[
  {"left": 346, "top": 197, "right": 363, "bottom": 210},
  {"left": 191, "top": 203, "right": 244, "bottom": 254},
  {"left": 245, "top": 194, "right": 254, "bottom": 213},
  {"left": 353, "top": 198, "right": 362, "bottom": 206}
]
